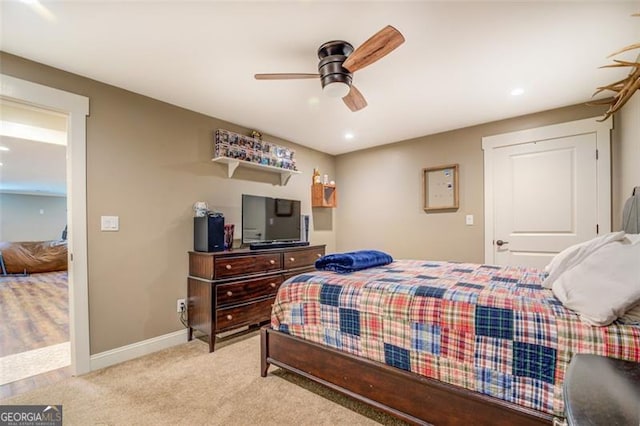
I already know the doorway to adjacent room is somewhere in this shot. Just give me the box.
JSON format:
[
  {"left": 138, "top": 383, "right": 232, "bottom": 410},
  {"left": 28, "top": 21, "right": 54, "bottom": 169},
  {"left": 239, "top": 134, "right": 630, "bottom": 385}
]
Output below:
[{"left": 0, "top": 75, "right": 90, "bottom": 397}]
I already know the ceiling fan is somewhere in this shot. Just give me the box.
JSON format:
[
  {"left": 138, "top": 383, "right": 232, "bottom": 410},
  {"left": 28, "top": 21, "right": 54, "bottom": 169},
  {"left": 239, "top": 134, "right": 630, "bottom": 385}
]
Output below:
[{"left": 254, "top": 25, "right": 405, "bottom": 112}]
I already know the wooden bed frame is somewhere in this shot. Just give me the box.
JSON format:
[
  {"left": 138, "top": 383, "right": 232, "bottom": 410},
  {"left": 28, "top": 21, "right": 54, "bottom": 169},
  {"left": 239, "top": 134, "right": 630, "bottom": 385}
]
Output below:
[{"left": 261, "top": 327, "right": 554, "bottom": 425}]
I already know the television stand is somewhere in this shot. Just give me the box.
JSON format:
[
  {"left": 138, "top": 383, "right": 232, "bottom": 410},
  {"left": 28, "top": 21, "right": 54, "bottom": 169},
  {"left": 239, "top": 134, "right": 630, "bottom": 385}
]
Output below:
[
  {"left": 187, "top": 244, "right": 325, "bottom": 351},
  {"left": 249, "top": 241, "right": 310, "bottom": 250}
]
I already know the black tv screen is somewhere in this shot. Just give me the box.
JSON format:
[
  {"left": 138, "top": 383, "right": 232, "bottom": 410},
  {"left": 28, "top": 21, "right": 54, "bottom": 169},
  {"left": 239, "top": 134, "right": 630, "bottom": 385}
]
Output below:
[{"left": 241, "top": 194, "right": 301, "bottom": 244}]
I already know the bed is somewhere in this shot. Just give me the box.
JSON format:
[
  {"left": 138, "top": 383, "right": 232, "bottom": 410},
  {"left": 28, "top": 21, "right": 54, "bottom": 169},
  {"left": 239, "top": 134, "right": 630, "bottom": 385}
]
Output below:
[{"left": 260, "top": 253, "right": 640, "bottom": 425}]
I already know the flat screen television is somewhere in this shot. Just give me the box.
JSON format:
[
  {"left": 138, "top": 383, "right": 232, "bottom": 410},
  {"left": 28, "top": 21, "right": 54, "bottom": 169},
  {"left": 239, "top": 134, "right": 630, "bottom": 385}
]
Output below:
[{"left": 241, "top": 194, "right": 301, "bottom": 245}]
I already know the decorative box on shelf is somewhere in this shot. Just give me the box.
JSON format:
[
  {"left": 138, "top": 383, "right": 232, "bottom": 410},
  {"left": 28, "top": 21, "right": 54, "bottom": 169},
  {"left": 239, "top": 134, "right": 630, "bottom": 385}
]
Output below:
[{"left": 213, "top": 129, "right": 301, "bottom": 185}]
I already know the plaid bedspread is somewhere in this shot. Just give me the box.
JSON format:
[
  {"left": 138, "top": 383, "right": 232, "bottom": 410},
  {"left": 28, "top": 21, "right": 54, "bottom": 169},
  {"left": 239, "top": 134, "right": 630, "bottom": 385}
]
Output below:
[{"left": 271, "top": 260, "right": 640, "bottom": 416}]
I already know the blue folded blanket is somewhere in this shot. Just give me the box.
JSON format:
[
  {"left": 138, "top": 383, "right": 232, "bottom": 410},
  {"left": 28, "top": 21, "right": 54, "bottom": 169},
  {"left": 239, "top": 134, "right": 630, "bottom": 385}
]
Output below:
[{"left": 315, "top": 250, "right": 394, "bottom": 273}]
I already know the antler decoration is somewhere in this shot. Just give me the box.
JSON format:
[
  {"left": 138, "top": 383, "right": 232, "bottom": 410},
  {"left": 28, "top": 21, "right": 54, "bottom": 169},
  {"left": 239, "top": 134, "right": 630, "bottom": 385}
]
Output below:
[{"left": 592, "top": 13, "right": 640, "bottom": 121}]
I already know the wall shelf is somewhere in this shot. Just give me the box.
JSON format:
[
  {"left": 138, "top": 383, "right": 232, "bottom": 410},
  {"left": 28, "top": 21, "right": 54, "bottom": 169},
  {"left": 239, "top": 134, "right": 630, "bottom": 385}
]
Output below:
[
  {"left": 212, "top": 157, "right": 301, "bottom": 186},
  {"left": 312, "top": 183, "right": 337, "bottom": 208}
]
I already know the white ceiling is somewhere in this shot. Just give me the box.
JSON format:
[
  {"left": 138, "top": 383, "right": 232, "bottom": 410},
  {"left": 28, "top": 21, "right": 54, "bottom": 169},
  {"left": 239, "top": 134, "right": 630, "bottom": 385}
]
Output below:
[
  {"left": 0, "top": 135, "right": 67, "bottom": 196},
  {"left": 1, "top": 1, "right": 638, "bottom": 155},
  {"left": 0, "top": 100, "right": 67, "bottom": 196}
]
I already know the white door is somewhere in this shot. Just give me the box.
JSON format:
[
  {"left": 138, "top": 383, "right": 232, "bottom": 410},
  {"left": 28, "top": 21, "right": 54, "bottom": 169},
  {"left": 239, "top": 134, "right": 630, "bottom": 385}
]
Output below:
[{"left": 483, "top": 117, "right": 612, "bottom": 268}]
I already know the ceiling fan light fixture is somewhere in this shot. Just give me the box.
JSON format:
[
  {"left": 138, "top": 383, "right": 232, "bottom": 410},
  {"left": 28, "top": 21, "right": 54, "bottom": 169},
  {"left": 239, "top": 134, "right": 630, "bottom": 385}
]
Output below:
[
  {"left": 255, "top": 26, "right": 405, "bottom": 112},
  {"left": 323, "top": 81, "right": 351, "bottom": 98}
]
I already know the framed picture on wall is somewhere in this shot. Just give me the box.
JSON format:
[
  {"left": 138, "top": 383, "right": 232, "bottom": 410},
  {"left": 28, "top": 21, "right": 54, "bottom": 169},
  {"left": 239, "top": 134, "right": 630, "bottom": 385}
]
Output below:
[{"left": 423, "top": 164, "right": 459, "bottom": 211}]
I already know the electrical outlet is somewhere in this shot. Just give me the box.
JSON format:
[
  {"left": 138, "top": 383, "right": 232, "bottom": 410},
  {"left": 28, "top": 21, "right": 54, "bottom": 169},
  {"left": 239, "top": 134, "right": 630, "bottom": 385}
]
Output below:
[{"left": 177, "top": 298, "right": 186, "bottom": 313}]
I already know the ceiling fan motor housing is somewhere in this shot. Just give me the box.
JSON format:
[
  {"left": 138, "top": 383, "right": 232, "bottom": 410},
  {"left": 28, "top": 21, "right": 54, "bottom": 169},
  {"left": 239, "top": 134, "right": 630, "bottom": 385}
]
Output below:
[{"left": 317, "top": 40, "right": 354, "bottom": 90}]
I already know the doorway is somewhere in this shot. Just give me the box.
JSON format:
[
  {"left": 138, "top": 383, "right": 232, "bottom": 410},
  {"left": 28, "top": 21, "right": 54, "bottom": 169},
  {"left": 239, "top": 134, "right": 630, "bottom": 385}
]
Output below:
[
  {"left": 0, "top": 74, "right": 90, "bottom": 384},
  {"left": 483, "top": 117, "right": 612, "bottom": 268},
  {"left": 0, "top": 99, "right": 71, "bottom": 392}
]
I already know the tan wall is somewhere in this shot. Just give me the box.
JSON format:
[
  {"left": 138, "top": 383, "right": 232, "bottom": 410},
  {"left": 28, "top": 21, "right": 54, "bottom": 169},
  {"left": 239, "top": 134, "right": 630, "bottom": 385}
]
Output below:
[
  {"left": 612, "top": 94, "right": 640, "bottom": 231},
  {"left": 335, "top": 104, "right": 608, "bottom": 263},
  {"left": 0, "top": 52, "right": 336, "bottom": 354},
  {"left": 0, "top": 193, "right": 67, "bottom": 241}
]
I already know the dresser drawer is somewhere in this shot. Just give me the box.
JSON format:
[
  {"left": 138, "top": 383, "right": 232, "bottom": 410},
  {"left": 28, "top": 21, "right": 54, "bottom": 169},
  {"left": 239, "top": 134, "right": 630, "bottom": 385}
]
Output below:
[
  {"left": 216, "top": 275, "right": 283, "bottom": 307},
  {"left": 216, "top": 297, "right": 274, "bottom": 331},
  {"left": 283, "top": 247, "right": 325, "bottom": 269},
  {"left": 215, "top": 253, "right": 282, "bottom": 279}
]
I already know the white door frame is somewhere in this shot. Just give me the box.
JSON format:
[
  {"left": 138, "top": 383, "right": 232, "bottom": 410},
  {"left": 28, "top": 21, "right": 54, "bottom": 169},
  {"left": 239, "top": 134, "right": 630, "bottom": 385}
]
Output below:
[
  {"left": 1, "top": 74, "right": 90, "bottom": 375},
  {"left": 482, "top": 117, "right": 612, "bottom": 265}
]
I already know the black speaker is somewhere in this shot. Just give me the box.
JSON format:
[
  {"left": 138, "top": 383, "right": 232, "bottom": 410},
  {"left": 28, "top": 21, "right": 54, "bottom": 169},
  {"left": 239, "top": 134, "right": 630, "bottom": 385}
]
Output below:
[{"left": 194, "top": 213, "right": 225, "bottom": 252}]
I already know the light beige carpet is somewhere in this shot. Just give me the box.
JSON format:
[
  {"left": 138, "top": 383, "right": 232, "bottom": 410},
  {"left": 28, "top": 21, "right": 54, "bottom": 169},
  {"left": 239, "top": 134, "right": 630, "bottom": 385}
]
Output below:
[
  {"left": 1, "top": 332, "right": 407, "bottom": 425},
  {"left": 0, "top": 342, "right": 70, "bottom": 385}
]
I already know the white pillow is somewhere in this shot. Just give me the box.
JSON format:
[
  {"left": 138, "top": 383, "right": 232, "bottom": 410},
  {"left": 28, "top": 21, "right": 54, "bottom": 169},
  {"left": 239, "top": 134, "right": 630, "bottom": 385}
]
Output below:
[
  {"left": 552, "top": 237, "right": 640, "bottom": 326},
  {"left": 626, "top": 233, "right": 640, "bottom": 245},
  {"left": 542, "top": 231, "right": 625, "bottom": 289}
]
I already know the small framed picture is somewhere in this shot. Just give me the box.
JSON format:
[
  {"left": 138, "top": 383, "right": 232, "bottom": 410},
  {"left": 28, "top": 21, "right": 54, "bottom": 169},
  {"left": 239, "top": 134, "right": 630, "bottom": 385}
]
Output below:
[{"left": 423, "top": 164, "right": 459, "bottom": 211}]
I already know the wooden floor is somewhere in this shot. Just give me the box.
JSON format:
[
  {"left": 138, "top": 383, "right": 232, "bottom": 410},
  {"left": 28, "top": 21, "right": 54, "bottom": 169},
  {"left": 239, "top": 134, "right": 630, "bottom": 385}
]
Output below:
[{"left": 0, "top": 271, "right": 71, "bottom": 399}]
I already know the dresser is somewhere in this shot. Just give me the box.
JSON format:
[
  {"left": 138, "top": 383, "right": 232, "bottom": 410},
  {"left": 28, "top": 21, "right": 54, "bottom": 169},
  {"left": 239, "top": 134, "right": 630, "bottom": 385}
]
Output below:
[{"left": 187, "top": 244, "right": 325, "bottom": 351}]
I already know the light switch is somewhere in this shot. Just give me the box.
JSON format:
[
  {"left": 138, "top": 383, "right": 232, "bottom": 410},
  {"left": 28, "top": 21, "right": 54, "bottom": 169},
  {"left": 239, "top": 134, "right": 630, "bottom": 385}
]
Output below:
[
  {"left": 465, "top": 215, "right": 474, "bottom": 226},
  {"left": 101, "top": 215, "right": 119, "bottom": 231}
]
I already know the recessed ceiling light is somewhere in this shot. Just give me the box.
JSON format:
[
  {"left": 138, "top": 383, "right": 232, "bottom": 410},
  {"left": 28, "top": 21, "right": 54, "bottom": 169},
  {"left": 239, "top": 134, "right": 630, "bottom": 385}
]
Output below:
[
  {"left": 510, "top": 88, "right": 525, "bottom": 96},
  {"left": 0, "top": 162, "right": 3, "bottom": 166},
  {"left": 0, "top": 146, "right": 9, "bottom": 151},
  {"left": 344, "top": 132, "right": 354, "bottom": 140}
]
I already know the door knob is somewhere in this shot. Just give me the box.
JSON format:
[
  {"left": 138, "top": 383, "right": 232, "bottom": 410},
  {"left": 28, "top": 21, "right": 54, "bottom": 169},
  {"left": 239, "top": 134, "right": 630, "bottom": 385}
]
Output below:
[{"left": 496, "top": 240, "right": 509, "bottom": 247}]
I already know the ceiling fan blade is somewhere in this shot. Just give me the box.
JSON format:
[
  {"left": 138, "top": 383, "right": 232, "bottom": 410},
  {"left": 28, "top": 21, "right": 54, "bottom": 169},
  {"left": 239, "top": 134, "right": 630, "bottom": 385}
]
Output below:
[
  {"left": 343, "top": 85, "right": 367, "bottom": 112},
  {"left": 254, "top": 73, "right": 320, "bottom": 80},
  {"left": 342, "top": 25, "right": 405, "bottom": 73}
]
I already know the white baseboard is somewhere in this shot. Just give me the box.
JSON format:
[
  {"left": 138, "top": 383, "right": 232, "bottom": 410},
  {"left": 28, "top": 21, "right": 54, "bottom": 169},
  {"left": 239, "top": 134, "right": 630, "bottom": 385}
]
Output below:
[{"left": 90, "top": 329, "right": 189, "bottom": 371}]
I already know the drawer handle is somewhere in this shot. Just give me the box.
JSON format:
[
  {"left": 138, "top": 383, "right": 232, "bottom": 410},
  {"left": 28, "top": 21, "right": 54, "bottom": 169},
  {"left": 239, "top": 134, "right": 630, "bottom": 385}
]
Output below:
[
  {"left": 270, "top": 282, "right": 277, "bottom": 288},
  {"left": 269, "top": 259, "right": 275, "bottom": 265},
  {"left": 289, "top": 257, "right": 295, "bottom": 262},
  {"left": 226, "top": 291, "right": 233, "bottom": 297},
  {"left": 225, "top": 264, "right": 232, "bottom": 270},
  {"left": 226, "top": 314, "right": 233, "bottom": 321}
]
